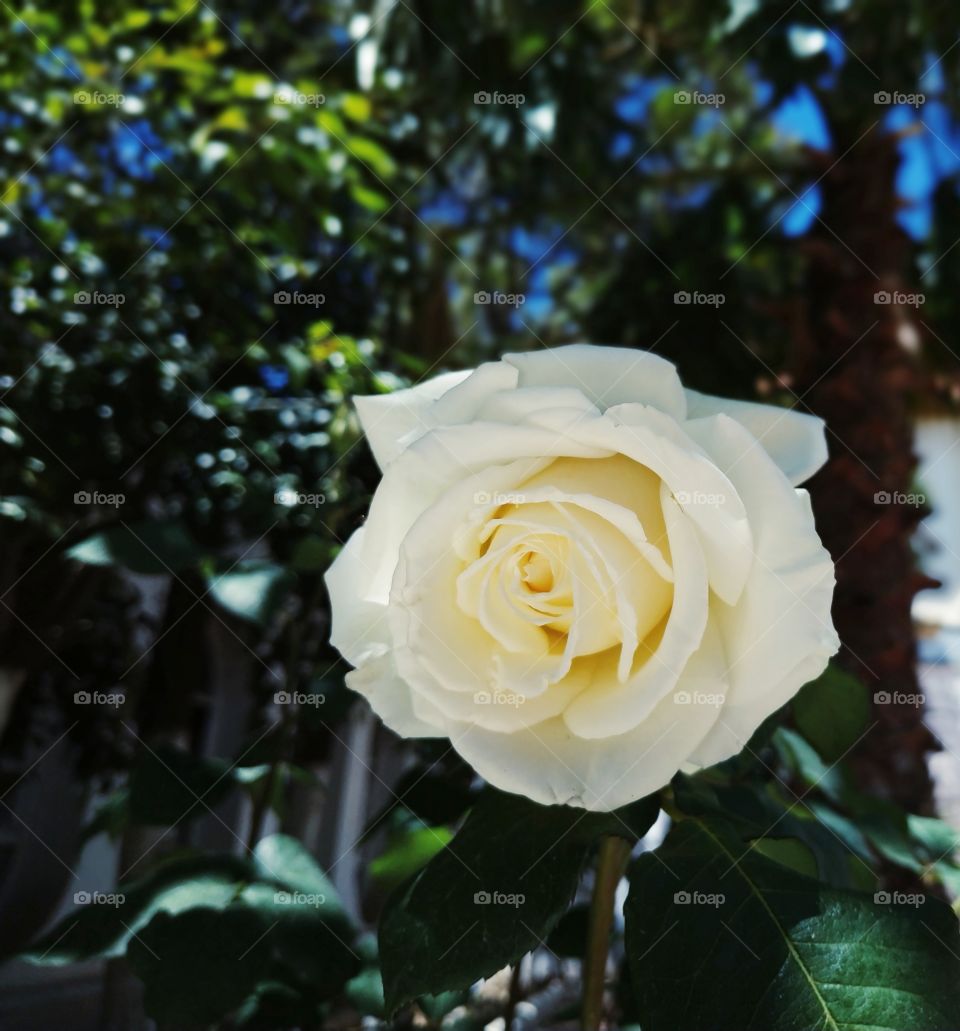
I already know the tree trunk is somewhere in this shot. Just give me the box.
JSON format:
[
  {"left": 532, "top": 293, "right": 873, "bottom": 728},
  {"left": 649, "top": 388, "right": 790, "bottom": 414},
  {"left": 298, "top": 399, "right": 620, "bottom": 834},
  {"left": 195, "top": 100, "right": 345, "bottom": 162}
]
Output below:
[{"left": 794, "top": 120, "right": 935, "bottom": 812}]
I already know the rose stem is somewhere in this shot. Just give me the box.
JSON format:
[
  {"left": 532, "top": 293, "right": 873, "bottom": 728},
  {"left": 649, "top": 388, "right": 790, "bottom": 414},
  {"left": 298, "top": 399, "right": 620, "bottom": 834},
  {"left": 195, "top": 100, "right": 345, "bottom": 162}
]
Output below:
[{"left": 581, "top": 834, "right": 632, "bottom": 1030}]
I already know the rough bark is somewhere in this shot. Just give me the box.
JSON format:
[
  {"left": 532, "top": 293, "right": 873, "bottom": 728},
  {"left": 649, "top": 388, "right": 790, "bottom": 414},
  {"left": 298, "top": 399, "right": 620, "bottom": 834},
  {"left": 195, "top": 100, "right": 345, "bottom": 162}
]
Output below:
[{"left": 793, "top": 121, "right": 935, "bottom": 812}]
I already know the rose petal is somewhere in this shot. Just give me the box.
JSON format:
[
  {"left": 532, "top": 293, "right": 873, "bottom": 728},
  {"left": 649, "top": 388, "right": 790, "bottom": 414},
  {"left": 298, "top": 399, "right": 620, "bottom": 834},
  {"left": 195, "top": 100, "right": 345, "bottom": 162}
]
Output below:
[
  {"left": 451, "top": 620, "right": 726, "bottom": 810},
  {"left": 354, "top": 369, "right": 471, "bottom": 470},
  {"left": 684, "top": 388, "right": 829, "bottom": 486},
  {"left": 346, "top": 649, "right": 448, "bottom": 738},
  {"left": 324, "top": 527, "right": 390, "bottom": 665},
  {"left": 503, "top": 344, "right": 688, "bottom": 419},
  {"left": 562, "top": 485, "right": 710, "bottom": 738},
  {"left": 681, "top": 414, "right": 838, "bottom": 766}
]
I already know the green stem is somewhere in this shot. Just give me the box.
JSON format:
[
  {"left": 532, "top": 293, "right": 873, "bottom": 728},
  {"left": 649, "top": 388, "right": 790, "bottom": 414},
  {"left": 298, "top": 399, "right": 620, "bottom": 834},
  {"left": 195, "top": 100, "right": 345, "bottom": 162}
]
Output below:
[{"left": 581, "top": 835, "right": 631, "bottom": 1031}]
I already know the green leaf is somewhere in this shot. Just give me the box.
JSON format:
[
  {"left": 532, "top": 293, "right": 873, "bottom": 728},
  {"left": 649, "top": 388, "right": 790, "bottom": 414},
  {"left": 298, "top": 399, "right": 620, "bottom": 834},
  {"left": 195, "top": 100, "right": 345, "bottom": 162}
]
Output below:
[
  {"left": 238, "top": 882, "right": 359, "bottom": 996},
  {"left": 747, "top": 836, "right": 818, "bottom": 878},
  {"left": 792, "top": 664, "right": 870, "bottom": 762},
  {"left": 369, "top": 824, "right": 454, "bottom": 892},
  {"left": 773, "top": 726, "right": 846, "bottom": 803},
  {"left": 379, "top": 790, "right": 658, "bottom": 1014},
  {"left": 66, "top": 520, "right": 203, "bottom": 574},
  {"left": 672, "top": 774, "right": 874, "bottom": 890},
  {"left": 625, "top": 818, "right": 960, "bottom": 1030},
  {"left": 25, "top": 852, "right": 251, "bottom": 964},
  {"left": 127, "top": 905, "right": 273, "bottom": 1026},
  {"left": 253, "top": 834, "right": 335, "bottom": 894},
  {"left": 346, "top": 967, "right": 386, "bottom": 1018},
  {"left": 206, "top": 562, "right": 293, "bottom": 625}
]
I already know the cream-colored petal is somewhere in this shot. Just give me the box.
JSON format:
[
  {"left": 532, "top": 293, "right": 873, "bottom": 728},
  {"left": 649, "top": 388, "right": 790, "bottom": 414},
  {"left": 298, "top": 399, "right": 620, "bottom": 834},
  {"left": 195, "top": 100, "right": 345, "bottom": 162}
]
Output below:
[
  {"left": 562, "top": 486, "right": 709, "bottom": 739},
  {"left": 681, "top": 414, "right": 838, "bottom": 766},
  {"left": 450, "top": 620, "right": 726, "bottom": 811},
  {"left": 685, "top": 388, "right": 829, "bottom": 486},
  {"left": 503, "top": 344, "right": 687, "bottom": 419},
  {"left": 324, "top": 527, "right": 390, "bottom": 666},
  {"left": 346, "top": 650, "right": 448, "bottom": 738},
  {"left": 354, "top": 369, "right": 471, "bottom": 470}
]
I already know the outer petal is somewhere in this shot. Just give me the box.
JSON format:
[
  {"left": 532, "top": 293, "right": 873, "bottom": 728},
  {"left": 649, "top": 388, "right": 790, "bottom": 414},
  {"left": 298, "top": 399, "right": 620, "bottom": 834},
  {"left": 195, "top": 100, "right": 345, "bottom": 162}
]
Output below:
[
  {"left": 684, "top": 388, "right": 829, "bottom": 486},
  {"left": 504, "top": 344, "right": 687, "bottom": 419},
  {"left": 346, "top": 650, "right": 448, "bottom": 738},
  {"left": 451, "top": 620, "right": 727, "bottom": 811},
  {"left": 682, "top": 414, "right": 839, "bottom": 768},
  {"left": 324, "top": 527, "right": 390, "bottom": 665},
  {"left": 354, "top": 369, "right": 470, "bottom": 470}
]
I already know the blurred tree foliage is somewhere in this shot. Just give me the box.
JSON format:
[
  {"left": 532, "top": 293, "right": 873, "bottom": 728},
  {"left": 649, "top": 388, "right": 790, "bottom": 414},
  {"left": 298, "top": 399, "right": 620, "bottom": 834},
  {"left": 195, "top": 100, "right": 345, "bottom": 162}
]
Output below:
[{"left": 4, "top": 0, "right": 960, "bottom": 1027}]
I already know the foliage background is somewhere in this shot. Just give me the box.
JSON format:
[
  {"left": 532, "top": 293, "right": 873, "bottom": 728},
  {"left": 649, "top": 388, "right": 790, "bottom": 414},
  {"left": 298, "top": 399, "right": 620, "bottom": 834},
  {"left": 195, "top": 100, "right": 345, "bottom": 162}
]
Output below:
[{"left": 2, "top": 1, "right": 960, "bottom": 1028}]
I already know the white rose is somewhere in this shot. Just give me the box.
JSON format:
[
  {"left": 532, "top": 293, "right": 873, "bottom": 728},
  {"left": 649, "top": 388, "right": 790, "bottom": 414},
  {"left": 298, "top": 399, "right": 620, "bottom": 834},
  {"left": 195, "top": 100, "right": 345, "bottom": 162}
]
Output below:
[{"left": 325, "top": 345, "right": 839, "bottom": 811}]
